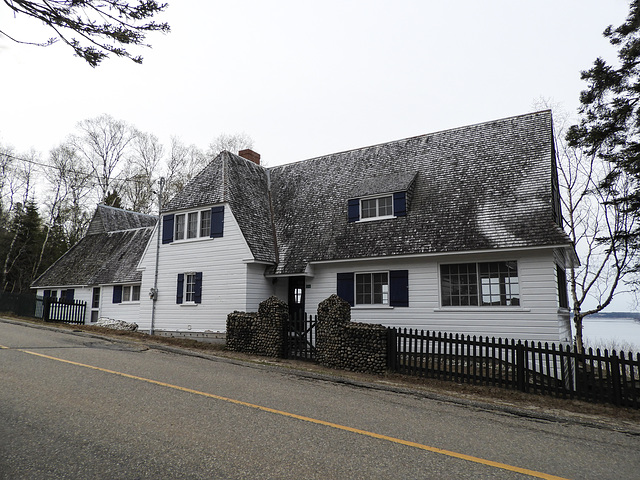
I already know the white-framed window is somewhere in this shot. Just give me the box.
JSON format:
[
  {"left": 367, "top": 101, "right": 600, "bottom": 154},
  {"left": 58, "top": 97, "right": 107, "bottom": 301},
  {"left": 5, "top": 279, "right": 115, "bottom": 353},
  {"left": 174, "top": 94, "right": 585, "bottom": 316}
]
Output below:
[
  {"left": 187, "top": 212, "right": 198, "bottom": 239},
  {"left": 361, "top": 195, "right": 394, "bottom": 220},
  {"left": 355, "top": 272, "right": 389, "bottom": 305},
  {"left": 177, "top": 272, "right": 202, "bottom": 304},
  {"left": 122, "top": 285, "right": 141, "bottom": 302},
  {"left": 173, "top": 210, "right": 216, "bottom": 241},
  {"left": 175, "top": 214, "right": 185, "bottom": 240},
  {"left": 185, "top": 273, "right": 196, "bottom": 303},
  {"left": 440, "top": 261, "right": 519, "bottom": 307},
  {"left": 200, "top": 210, "right": 211, "bottom": 237}
]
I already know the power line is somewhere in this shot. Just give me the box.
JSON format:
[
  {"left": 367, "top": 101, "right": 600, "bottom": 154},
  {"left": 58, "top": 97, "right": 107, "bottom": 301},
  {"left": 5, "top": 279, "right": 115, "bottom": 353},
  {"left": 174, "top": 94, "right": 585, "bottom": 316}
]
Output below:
[{"left": 1, "top": 150, "right": 159, "bottom": 186}]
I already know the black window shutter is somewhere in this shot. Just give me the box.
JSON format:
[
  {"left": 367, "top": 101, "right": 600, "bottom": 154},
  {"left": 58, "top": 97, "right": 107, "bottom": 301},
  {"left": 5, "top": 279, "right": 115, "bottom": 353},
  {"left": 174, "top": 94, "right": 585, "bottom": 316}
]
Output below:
[
  {"left": 113, "top": 285, "right": 122, "bottom": 304},
  {"left": 211, "top": 206, "right": 224, "bottom": 238},
  {"left": 389, "top": 270, "right": 409, "bottom": 307},
  {"left": 43, "top": 289, "right": 51, "bottom": 298},
  {"left": 176, "top": 273, "right": 184, "bottom": 304},
  {"left": 337, "top": 272, "right": 354, "bottom": 307},
  {"left": 66, "top": 289, "right": 75, "bottom": 301},
  {"left": 194, "top": 272, "right": 203, "bottom": 304},
  {"left": 162, "top": 214, "right": 174, "bottom": 244},
  {"left": 393, "top": 192, "right": 407, "bottom": 217},
  {"left": 347, "top": 199, "right": 360, "bottom": 223}
]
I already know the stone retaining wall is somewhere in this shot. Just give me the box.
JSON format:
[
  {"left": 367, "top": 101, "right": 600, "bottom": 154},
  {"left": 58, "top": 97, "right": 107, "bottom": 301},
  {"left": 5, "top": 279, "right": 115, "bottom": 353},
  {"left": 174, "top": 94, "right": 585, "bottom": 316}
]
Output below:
[
  {"left": 227, "top": 294, "right": 388, "bottom": 374},
  {"left": 316, "top": 295, "right": 387, "bottom": 374},
  {"left": 226, "top": 296, "right": 288, "bottom": 357}
]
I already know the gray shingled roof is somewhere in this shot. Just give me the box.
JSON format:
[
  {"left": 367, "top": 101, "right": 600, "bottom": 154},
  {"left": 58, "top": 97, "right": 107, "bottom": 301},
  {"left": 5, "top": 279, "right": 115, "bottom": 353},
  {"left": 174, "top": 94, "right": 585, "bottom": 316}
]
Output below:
[
  {"left": 161, "top": 111, "right": 572, "bottom": 275},
  {"left": 86, "top": 204, "right": 156, "bottom": 234},
  {"left": 163, "top": 151, "right": 275, "bottom": 263},
  {"left": 32, "top": 227, "right": 154, "bottom": 288}
]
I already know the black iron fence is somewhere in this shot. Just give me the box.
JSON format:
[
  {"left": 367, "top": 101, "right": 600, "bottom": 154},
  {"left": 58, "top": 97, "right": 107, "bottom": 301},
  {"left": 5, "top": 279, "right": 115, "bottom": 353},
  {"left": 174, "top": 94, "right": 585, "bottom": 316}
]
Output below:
[
  {"left": 387, "top": 328, "right": 640, "bottom": 409},
  {"left": 286, "top": 313, "right": 317, "bottom": 360},
  {"left": 40, "top": 296, "right": 87, "bottom": 325}
]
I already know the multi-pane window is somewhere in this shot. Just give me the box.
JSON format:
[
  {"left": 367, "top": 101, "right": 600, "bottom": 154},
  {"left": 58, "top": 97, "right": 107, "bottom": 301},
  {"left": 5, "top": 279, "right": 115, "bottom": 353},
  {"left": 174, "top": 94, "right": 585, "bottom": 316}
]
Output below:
[
  {"left": 175, "top": 214, "right": 185, "bottom": 240},
  {"left": 172, "top": 210, "right": 216, "bottom": 241},
  {"left": 356, "top": 272, "right": 389, "bottom": 305},
  {"left": 361, "top": 195, "right": 393, "bottom": 219},
  {"left": 122, "top": 285, "right": 141, "bottom": 302},
  {"left": 200, "top": 210, "right": 211, "bottom": 237},
  {"left": 185, "top": 273, "right": 196, "bottom": 303},
  {"left": 92, "top": 287, "right": 100, "bottom": 309},
  {"left": 187, "top": 212, "right": 198, "bottom": 239},
  {"left": 441, "top": 261, "right": 519, "bottom": 307}
]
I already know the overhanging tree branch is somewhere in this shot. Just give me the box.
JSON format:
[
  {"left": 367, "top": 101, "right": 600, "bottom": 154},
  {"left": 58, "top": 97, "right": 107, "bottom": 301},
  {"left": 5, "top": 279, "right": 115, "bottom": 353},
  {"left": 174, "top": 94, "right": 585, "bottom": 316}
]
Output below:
[{"left": 1, "top": 0, "right": 169, "bottom": 66}]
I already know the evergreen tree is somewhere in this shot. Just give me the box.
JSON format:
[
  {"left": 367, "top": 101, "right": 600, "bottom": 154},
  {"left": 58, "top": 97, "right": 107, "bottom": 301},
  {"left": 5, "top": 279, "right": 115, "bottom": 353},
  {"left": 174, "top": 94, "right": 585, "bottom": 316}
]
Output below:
[
  {"left": 2, "top": 201, "right": 44, "bottom": 293},
  {"left": 1, "top": 1, "right": 170, "bottom": 67},
  {"left": 567, "top": 1, "right": 640, "bottom": 276},
  {"left": 104, "top": 190, "right": 123, "bottom": 208}
]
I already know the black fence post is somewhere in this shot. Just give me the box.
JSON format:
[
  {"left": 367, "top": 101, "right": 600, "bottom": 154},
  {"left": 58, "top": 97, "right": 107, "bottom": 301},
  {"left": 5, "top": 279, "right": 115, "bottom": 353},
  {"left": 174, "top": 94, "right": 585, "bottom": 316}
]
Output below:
[
  {"left": 516, "top": 341, "right": 526, "bottom": 392},
  {"left": 387, "top": 328, "right": 397, "bottom": 371},
  {"left": 610, "top": 353, "right": 621, "bottom": 406},
  {"left": 43, "top": 296, "right": 51, "bottom": 322}
]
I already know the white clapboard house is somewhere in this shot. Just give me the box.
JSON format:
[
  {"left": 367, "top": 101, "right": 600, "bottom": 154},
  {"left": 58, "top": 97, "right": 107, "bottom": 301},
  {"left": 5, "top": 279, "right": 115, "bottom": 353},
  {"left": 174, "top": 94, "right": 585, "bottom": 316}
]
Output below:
[{"left": 33, "top": 110, "right": 577, "bottom": 344}]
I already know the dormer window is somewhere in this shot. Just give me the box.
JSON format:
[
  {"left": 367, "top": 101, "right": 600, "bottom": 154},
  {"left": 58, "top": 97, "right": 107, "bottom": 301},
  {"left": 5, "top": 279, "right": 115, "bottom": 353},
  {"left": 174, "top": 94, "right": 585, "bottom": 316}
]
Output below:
[
  {"left": 348, "top": 192, "right": 406, "bottom": 222},
  {"left": 361, "top": 195, "right": 393, "bottom": 219}
]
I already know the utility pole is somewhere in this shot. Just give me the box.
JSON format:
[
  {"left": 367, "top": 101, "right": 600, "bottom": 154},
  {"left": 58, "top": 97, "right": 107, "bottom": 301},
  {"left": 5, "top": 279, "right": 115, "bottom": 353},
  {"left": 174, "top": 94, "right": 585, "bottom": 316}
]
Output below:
[{"left": 150, "top": 177, "right": 164, "bottom": 335}]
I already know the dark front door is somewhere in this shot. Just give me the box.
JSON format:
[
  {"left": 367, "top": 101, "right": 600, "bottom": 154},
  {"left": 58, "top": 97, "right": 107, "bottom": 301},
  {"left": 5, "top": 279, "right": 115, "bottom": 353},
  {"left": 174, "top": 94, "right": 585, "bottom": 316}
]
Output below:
[{"left": 288, "top": 277, "right": 305, "bottom": 319}]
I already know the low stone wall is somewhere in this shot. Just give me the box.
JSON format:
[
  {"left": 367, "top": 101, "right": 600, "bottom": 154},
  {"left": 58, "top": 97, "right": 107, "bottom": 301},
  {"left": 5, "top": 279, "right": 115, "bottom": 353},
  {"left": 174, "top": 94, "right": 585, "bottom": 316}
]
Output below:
[
  {"left": 226, "top": 311, "right": 257, "bottom": 353},
  {"left": 316, "top": 294, "right": 387, "bottom": 375},
  {"left": 340, "top": 322, "right": 388, "bottom": 375},
  {"left": 226, "top": 296, "right": 288, "bottom": 357},
  {"left": 227, "top": 294, "right": 388, "bottom": 374}
]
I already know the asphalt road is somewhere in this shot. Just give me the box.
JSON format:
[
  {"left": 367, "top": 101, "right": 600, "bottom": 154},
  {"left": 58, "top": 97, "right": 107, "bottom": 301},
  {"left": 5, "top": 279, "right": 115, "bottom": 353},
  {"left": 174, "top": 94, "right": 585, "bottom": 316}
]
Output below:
[{"left": 1, "top": 319, "right": 639, "bottom": 480}]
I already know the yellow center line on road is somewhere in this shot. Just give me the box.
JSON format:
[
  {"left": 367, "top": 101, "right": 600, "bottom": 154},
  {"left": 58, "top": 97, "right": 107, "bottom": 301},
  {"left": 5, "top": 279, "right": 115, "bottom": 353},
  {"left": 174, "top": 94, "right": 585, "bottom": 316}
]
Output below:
[{"left": 1, "top": 344, "right": 570, "bottom": 480}]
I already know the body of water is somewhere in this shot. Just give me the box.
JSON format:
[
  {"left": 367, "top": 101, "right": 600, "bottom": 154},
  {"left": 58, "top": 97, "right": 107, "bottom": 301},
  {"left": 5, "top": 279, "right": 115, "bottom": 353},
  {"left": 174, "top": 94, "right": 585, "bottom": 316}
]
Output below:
[{"left": 572, "top": 316, "right": 640, "bottom": 354}]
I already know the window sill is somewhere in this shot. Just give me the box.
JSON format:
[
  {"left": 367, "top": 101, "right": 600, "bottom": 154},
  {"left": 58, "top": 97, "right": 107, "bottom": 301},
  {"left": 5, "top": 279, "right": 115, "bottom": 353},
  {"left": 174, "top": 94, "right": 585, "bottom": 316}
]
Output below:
[
  {"left": 433, "top": 307, "right": 531, "bottom": 312},
  {"left": 171, "top": 236, "right": 213, "bottom": 245},
  {"left": 118, "top": 301, "right": 140, "bottom": 305},
  {"left": 353, "top": 304, "right": 393, "bottom": 310},
  {"left": 180, "top": 303, "right": 198, "bottom": 307},
  {"left": 356, "top": 215, "right": 397, "bottom": 223}
]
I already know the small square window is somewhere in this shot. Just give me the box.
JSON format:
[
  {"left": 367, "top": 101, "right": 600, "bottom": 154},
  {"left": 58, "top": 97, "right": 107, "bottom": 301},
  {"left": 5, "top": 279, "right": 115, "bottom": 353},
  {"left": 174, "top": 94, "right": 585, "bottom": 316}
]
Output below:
[{"left": 356, "top": 272, "right": 389, "bottom": 305}]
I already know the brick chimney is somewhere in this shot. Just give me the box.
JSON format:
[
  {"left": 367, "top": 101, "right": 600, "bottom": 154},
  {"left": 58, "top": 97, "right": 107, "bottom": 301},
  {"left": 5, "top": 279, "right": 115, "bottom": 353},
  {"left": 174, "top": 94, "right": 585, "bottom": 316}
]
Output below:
[{"left": 238, "top": 149, "right": 260, "bottom": 165}]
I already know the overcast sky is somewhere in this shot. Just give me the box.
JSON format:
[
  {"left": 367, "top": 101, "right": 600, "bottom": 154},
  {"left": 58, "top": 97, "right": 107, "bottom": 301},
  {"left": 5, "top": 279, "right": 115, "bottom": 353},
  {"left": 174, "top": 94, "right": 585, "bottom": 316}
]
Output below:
[{"left": 1, "top": 1, "right": 636, "bottom": 311}]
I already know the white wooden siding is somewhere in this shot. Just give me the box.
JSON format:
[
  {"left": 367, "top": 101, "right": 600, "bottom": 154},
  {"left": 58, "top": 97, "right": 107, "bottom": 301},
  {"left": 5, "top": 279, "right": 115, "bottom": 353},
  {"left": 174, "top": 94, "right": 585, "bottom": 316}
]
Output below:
[
  {"left": 137, "top": 205, "right": 255, "bottom": 332},
  {"left": 100, "top": 285, "right": 144, "bottom": 325},
  {"left": 300, "top": 249, "right": 571, "bottom": 344},
  {"left": 246, "top": 263, "right": 276, "bottom": 311}
]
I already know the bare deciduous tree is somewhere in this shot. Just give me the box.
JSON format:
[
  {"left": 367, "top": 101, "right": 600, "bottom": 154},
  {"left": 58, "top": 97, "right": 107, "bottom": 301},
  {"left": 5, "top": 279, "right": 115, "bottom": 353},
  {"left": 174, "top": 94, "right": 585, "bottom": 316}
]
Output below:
[
  {"left": 121, "top": 129, "right": 164, "bottom": 213},
  {"left": 163, "top": 136, "right": 207, "bottom": 207},
  {"left": 71, "top": 114, "right": 134, "bottom": 204},
  {"left": 207, "top": 132, "right": 254, "bottom": 160},
  {"left": 551, "top": 106, "right": 638, "bottom": 353}
]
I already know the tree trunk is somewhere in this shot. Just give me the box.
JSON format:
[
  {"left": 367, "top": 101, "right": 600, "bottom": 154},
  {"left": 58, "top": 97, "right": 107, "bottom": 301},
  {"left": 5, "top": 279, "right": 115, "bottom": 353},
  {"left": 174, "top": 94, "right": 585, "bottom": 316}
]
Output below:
[{"left": 573, "top": 307, "right": 584, "bottom": 355}]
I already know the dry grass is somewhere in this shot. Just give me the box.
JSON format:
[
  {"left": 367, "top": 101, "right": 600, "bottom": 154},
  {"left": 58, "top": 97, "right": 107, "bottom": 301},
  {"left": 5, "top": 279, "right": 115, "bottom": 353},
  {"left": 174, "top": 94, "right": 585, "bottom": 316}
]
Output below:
[{"left": 3, "top": 313, "right": 640, "bottom": 428}]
